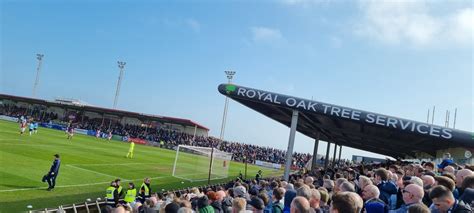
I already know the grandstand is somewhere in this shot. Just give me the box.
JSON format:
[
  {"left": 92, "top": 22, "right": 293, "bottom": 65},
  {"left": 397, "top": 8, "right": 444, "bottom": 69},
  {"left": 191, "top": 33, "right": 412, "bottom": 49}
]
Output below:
[{"left": 0, "top": 93, "right": 210, "bottom": 137}]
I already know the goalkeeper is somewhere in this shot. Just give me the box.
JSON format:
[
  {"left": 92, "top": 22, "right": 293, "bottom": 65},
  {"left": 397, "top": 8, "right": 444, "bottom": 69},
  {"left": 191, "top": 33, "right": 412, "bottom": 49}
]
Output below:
[{"left": 126, "top": 142, "right": 135, "bottom": 158}]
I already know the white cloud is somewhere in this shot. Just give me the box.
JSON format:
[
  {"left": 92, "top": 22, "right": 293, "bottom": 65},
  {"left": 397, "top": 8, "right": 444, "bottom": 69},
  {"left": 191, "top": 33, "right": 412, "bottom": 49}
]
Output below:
[
  {"left": 186, "top": 18, "right": 201, "bottom": 32},
  {"left": 251, "top": 27, "right": 283, "bottom": 43},
  {"left": 445, "top": 8, "right": 474, "bottom": 44},
  {"left": 355, "top": 0, "right": 473, "bottom": 47}
]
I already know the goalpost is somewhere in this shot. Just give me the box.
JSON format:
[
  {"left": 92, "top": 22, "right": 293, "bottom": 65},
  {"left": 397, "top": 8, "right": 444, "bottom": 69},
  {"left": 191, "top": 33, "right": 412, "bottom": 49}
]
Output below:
[{"left": 172, "top": 145, "right": 232, "bottom": 182}]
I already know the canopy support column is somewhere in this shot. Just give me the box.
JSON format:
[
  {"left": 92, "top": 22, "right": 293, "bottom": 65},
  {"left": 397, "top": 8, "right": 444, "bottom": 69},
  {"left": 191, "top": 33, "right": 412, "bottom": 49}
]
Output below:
[
  {"left": 284, "top": 110, "right": 299, "bottom": 181},
  {"left": 311, "top": 133, "right": 320, "bottom": 172},
  {"left": 332, "top": 143, "right": 337, "bottom": 166},
  {"left": 324, "top": 142, "right": 331, "bottom": 170},
  {"left": 338, "top": 145, "right": 342, "bottom": 164}
]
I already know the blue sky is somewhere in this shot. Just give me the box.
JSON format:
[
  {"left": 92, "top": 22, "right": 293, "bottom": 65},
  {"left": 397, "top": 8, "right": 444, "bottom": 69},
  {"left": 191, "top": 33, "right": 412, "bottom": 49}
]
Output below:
[{"left": 1, "top": 0, "right": 472, "bottom": 160}]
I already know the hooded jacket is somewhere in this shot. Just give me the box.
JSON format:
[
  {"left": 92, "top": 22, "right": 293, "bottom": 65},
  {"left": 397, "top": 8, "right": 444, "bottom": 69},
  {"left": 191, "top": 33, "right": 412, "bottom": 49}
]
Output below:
[
  {"left": 377, "top": 181, "right": 397, "bottom": 205},
  {"left": 210, "top": 200, "right": 223, "bottom": 213}
]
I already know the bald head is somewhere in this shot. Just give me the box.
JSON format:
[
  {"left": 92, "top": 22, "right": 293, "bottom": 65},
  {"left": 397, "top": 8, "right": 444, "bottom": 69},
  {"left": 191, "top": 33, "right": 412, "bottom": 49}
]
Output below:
[
  {"left": 421, "top": 175, "right": 435, "bottom": 187},
  {"left": 216, "top": 190, "right": 226, "bottom": 201},
  {"left": 403, "top": 184, "right": 424, "bottom": 205},
  {"left": 304, "top": 176, "right": 314, "bottom": 185},
  {"left": 443, "top": 166, "right": 455, "bottom": 174},
  {"left": 456, "top": 169, "right": 473, "bottom": 188},
  {"left": 290, "top": 196, "right": 311, "bottom": 213}
]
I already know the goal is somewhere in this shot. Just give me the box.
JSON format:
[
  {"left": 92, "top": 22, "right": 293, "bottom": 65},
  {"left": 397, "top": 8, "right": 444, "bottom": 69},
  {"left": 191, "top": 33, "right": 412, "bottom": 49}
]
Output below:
[{"left": 172, "top": 145, "right": 233, "bottom": 182}]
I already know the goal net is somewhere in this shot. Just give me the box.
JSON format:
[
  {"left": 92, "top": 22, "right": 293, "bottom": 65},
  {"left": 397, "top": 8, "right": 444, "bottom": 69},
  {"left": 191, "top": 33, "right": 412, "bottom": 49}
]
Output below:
[{"left": 172, "top": 145, "right": 233, "bottom": 182}]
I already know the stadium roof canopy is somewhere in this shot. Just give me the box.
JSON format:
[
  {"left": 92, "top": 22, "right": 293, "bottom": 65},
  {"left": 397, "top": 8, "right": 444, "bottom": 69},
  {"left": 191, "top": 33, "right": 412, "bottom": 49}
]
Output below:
[
  {"left": 218, "top": 84, "right": 474, "bottom": 159},
  {"left": 0, "top": 93, "right": 209, "bottom": 131}
]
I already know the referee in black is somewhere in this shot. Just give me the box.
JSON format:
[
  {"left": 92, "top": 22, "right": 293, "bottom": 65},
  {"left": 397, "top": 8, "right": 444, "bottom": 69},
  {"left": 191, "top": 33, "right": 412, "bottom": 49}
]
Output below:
[{"left": 43, "top": 154, "right": 61, "bottom": 191}]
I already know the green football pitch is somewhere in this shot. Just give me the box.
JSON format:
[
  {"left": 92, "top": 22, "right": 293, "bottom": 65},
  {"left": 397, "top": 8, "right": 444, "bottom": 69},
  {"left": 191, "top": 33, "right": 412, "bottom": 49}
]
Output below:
[{"left": 0, "top": 120, "right": 282, "bottom": 212}]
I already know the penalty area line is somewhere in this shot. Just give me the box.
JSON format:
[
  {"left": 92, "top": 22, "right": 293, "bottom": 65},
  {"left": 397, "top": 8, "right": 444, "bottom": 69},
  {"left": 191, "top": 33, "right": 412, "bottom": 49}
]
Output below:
[{"left": 66, "top": 165, "right": 127, "bottom": 181}]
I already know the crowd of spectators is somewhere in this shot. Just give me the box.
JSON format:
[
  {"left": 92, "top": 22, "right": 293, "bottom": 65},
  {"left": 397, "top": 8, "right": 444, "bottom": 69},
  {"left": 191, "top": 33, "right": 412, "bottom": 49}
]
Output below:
[
  {"left": 0, "top": 105, "right": 312, "bottom": 168},
  {"left": 106, "top": 155, "right": 473, "bottom": 213},
  {"left": 1, "top": 104, "right": 58, "bottom": 122}
]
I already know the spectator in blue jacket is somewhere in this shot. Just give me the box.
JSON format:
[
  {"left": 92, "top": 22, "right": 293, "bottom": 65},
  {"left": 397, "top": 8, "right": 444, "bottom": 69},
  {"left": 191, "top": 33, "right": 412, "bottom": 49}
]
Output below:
[{"left": 374, "top": 168, "right": 397, "bottom": 209}]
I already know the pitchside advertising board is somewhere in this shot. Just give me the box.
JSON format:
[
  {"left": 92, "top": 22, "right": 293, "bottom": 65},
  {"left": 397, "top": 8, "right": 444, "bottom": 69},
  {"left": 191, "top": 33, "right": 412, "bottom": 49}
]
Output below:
[{"left": 218, "top": 84, "right": 474, "bottom": 146}]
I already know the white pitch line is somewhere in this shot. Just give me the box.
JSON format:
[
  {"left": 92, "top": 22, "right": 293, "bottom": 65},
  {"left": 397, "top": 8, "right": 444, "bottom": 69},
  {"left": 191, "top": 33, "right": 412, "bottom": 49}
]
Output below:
[
  {"left": 0, "top": 175, "right": 171, "bottom": 192},
  {"left": 66, "top": 165, "right": 127, "bottom": 180},
  {"left": 69, "top": 162, "right": 157, "bottom": 166}
]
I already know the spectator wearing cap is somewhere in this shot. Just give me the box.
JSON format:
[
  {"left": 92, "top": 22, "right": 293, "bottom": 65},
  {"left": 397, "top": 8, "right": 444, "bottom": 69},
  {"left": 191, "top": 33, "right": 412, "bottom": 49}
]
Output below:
[
  {"left": 437, "top": 153, "right": 454, "bottom": 172},
  {"left": 429, "top": 185, "right": 472, "bottom": 213}
]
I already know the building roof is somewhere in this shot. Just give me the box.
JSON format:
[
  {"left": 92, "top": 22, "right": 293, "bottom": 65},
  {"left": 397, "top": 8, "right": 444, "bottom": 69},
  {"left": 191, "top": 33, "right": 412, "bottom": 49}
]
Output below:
[
  {"left": 0, "top": 93, "right": 209, "bottom": 131},
  {"left": 218, "top": 84, "right": 473, "bottom": 158}
]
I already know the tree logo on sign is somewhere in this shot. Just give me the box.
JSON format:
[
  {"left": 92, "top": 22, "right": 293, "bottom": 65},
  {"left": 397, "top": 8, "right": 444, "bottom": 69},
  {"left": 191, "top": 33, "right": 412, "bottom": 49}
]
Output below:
[{"left": 225, "top": 84, "right": 236, "bottom": 94}]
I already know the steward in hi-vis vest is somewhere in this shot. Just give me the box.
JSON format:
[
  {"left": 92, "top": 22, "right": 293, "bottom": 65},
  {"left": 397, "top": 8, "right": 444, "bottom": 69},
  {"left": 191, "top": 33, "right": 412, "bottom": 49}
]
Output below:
[
  {"left": 137, "top": 177, "right": 151, "bottom": 203},
  {"left": 124, "top": 182, "right": 137, "bottom": 204},
  {"left": 106, "top": 181, "right": 119, "bottom": 207}
]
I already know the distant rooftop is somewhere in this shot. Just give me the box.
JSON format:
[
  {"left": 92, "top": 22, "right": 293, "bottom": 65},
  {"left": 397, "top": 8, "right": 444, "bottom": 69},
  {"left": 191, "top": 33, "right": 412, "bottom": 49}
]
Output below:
[{"left": 53, "top": 97, "right": 92, "bottom": 106}]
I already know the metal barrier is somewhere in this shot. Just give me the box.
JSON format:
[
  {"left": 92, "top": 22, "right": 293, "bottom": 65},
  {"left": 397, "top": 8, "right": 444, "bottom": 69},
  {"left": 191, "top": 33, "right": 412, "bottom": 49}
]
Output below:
[{"left": 29, "top": 199, "right": 105, "bottom": 213}]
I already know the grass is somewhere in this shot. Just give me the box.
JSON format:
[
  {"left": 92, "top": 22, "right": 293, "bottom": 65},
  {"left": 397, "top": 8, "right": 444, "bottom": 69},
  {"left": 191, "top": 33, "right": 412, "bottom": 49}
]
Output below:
[{"left": 0, "top": 120, "right": 282, "bottom": 212}]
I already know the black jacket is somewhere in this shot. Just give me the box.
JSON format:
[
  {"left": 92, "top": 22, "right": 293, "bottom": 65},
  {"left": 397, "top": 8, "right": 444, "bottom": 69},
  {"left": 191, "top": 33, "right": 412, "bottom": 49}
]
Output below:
[
  {"left": 451, "top": 200, "right": 472, "bottom": 213},
  {"left": 49, "top": 159, "right": 60, "bottom": 176},
  {"left": 459, "top": 188, "right": 474, "bottom": 207},
  {"left": 211, "top": 200, "right": 223, "bottom": 213}
]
